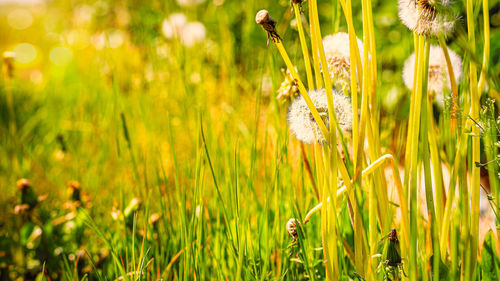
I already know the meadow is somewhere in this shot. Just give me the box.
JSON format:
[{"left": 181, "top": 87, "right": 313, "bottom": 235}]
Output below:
[{"left": 0, "top": 0, "right": 499, "bottom": 280}]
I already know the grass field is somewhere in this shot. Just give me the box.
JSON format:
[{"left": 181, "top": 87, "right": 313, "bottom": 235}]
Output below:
[{"left": 1, "top": 0, "right": 499, "bottom": 280}]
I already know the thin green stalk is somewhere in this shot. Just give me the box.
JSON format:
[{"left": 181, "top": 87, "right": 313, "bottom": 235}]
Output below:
[
  {"left": 365, "top": 0, "right": 377, "bottom": 122},
  {"left": 310, "top": 0, "right": 340, "bottom": 276},
  {"left": 308, "top": 1, "right": 323, "bottom": 89},
  {"left": 275, "top": 41, "right": 330, "bottom": 140},
  {"left": 459, "top": 156, "right": 471, "bottom": 280},
  {"left": 404, "top": 33, "right": 420, "bottom": 196},
  {"left": 339, "top": 0, "right": 364, "bottom": 181},
  {"left": 420, "top": 89, "right": 440, "bottom": 281},
  {"left": 426, "top": 97, "right": 444, "bottom": 228},
  {"left": 338, "top": 0, "right": 363, "bottom": 89},
  {"left": 437, "top": 36, "right": 459, "bottom": 132},
  {"left": 439, "top": 99, "right": 471, "bottom": 256},
  {"left": 409, "top": 36, "right": 430, "bottom": 281},
  {"left": 466, "top": 0, "right": 481, "bottom": 278},
  {"left": 293, "top": 3, "right": 314, "bottom": 90},
  {"left": 362, "top": 0, "right": 389, "bottom": 236},
  {"left": 316, "top": 144, "right": 335, "bottom": 280},
  {"left": 478, "top": 0, "right": 490, "bottom": 94}
]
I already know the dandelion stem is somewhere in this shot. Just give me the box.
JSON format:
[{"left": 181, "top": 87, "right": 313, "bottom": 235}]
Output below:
[
  {"left": 310, "top": 0, "right": 340, "bottom": 276},
  {"left": 437, "top": 36, "right": 459, "bottom": 133},
  {"left": 421, "top": 85, "right": 440, "bottom": 280},
  {"left": 439, "top": 102, "right": 471, "bottom": 255},
  {"left": 293, "top": 3, "right": 314, "bottom": 90},
  {"left": 409, "top": 35, "right": 430, "bottom": 281},
  {"left": 426, "top": 97, "right": 444, "bottom": 228},
  {"left": 275, "top": 41, "right": 330, "bottom": 141},
  {"left": 308, "top": 2, "right": 323, "bottom": 89},
  {"left": 466, "top": 0, "right": 481, "bottom": 278},
  {"left": 478, "top": 0, "right": 490, "bottom": 94}
]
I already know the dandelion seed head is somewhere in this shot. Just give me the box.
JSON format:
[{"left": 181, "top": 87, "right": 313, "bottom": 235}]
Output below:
[
  {"left": 322, "top": 32, "right": 363, "bottom": 92},
  {"left": 180, "top": 22, "right": 206, "bottom": 47},
  {"left": 162, "top": 13, "right": 188, "bottom": 39},
  {"left": 402, "top": 45, "right": 462, "bottom": 107},
  {"left": 176, "top": 0, "right": 206, "bottom": 7},
  {"left": 287, "top": 89, "right": 353, "bottom": 144},
  {"left": 398, "top": 0, "right": 456, "bottom": 37},
  {"left": 332, "top": 90, "right": 354, "bottom": 133}
]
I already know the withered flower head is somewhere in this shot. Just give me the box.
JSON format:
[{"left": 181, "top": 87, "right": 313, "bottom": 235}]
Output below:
[
  {"left": 277, "top": 68, "right": 299, "bottom": 103},
  {"left": 255, "top": 9, "right": 281, "bottom": 45},
  {"left": 67, "top": 180, "right": 81, "bottom": 202},
  {"left": 149, "top": 213, "right": 161, "bottom": 225},
  {"left": 16, "top": 178, "right": 31, "bottom": 190},
  {"left": 2, "top": 51, "right": 15, "bottom": 78},
  {"left": 286, "top": 218, "right": 300, "bottom": 238}
]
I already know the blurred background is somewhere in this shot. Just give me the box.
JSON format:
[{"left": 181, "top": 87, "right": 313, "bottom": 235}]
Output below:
[{"left": 0, "top": 0, "right": 499, "bottom": 280}]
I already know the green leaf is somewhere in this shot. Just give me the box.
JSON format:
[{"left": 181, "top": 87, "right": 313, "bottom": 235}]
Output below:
[
  {"left": 20, "top": 222, "right": 36, "bottom": 246},
  {"left": 481, "top": 231, "right": 500, "bottom": 281}
]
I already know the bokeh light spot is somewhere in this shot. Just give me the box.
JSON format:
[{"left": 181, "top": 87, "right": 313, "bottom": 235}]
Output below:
[
  {"left": 49, "top": 46, "right": 73, "bottom": 66},
  {"left": 7, "top": 9, "right": 34, "bottom": 30},
  {"left": 12, "top": 43, "right": 37, "bottom": 64}
]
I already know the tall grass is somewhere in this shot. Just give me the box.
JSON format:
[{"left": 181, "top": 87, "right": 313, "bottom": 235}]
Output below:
[{"left": 0, "top": 0, "right": 498, "bottom": 280}]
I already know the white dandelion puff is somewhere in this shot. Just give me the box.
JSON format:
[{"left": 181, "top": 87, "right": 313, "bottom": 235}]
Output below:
[
  {"left": 176, "top": 0, "right": 206, "bottom": 7},
  {"left": 287, "top": 89, "right": 353, "bottom": 144},
  {"left": 402, "top": 45, "right": 462, "bottom": 108},
  {"left": 162, "top": 13, "right": 188, "bottom": 39},
  {"left": 180, "top": 22, "right": 206, "bottom": 47},
  {"left": 322, "top": 32, "right": 364, "bottom": 92},
  {"left": 398, "top": 0, "right": 456, "bottom": 37}
]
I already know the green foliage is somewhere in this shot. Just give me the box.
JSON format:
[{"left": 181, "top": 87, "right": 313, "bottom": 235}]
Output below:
[
  {"left": 0, "top": 0, "right": 498, "bottom": 280},
  {"left": 481, "top": 231, "right": 500, "bottom": 281}
]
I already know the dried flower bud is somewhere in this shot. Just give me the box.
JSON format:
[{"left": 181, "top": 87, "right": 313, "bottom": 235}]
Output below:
[
  {"left": 16, "top": 178, "right": 38, "bottom": 209},
  {"left": 149, "top": 213, "right": 161, "bottom": 225},
  {"left": 67, "top": 180, "right": 81, "bottom": 202},
  {"left": 2, "top": 52, "right": 15, "bottom": 79},
  {"left": 14, "top": 204, "right": 30, "bottom": 215},
  {"left": 16, "top": 178, "right": 31, "bottom": 190},
  {"left": 124, "top": 197, "right": 142, "bottom": 218},
  {"left": 255, "top": 9, "right": 281, "bottom": 44},
  {"left": 286, "top": 218, "right": 300, "bottom": 238},
  {"left": 277, "top": 68, "right": 300, "bottom": 103},
  {"left": 255, "top": 9, "right": 270, "bottom": 25}
]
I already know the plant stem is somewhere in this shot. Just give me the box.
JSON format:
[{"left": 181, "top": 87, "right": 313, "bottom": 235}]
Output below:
[
  {"left": 426, "top": 97, "right": 444, "bottom": 228},
  {"left": 310, "top": 0, "right": 340, "bottom": 276},
  {"left": 478, "top": 0, "right": 490, "bottom": 94},
  {"left": 420, "top": 88, "right": 440, "bottom": 281},
  {"left": 308, "top": 1, "right": 323, "bottom": 89},
  {"left": 409, "top": 36, "right": 430, "bottom": 281},
  {"left": 293, "top": 3, "right": 314, "bottom": 90},
  {"left": 274, "top": 41, "right": 330, "bottom": 141},
  {"left": 466, "top": 0, "right": 480, "bottom": 278}
]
